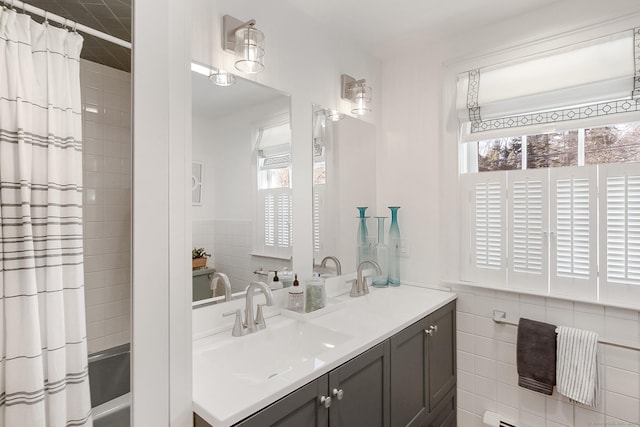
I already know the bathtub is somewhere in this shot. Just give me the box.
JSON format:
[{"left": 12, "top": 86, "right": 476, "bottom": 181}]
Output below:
[{"left": 88, "top": 343, "right": 130, "bottom": 427}]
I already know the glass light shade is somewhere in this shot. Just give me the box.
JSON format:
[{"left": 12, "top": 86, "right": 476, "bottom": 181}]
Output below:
[
  {"left": 327, "top": 109, "right": 345, "bottom": 121},
  {"left": 234, "top": 26, "right": 265, "bottom": 74},
  {"left": 351, "top": 84, "right": 372, "bottom": 115},
  {"left": 209, "top": 70, "right": 236, "bottom": 86}
]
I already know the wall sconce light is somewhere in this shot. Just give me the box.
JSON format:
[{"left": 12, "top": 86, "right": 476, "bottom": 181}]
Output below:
[
  {"left": 191, "top": 62, "right": 236, "bottom": 87},
  {"left": 326, "top": 109, "right": 345, "bottom": 122},
  {"left": 209, "top": 69, "right": 236, "bottom": 86},
  {"left": 341, "top": 74, "right": 372, "bottom": 115},
  {"left": 223, "top": 15, "right": 265, "bottom": 74}
]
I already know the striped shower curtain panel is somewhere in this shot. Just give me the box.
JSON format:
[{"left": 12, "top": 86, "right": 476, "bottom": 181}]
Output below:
[{"left": 0, "top": 9, "right": 92, "bottom": 427}]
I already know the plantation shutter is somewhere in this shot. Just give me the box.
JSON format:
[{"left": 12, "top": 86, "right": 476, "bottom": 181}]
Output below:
[
  {"left": 461, "top": 171, "right": 506, "bottom": 286},
  {"left": 600, "top": 163, "right": 640, "bottom": 303},
  {"left": 550, "top": 166, "right": 597, "bottom": 299},
  {"left": 508, "top": 169, "right": 548, "bottom": 292},
  {"left": 264, "top": 193, "right": 276, "bottom": 247},
  {"left": 258, "top": 189, "right": 292, "bottom": 258},
  {"left": 276, "top": 192, "right": 292, "bottom": 249},
  {"left": 313, "top": 190, "right": 322, "bottom": 254}
]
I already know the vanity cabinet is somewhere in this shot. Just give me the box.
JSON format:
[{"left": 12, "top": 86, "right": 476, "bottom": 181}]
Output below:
[
  {"left": 389, "top": 301, "right": 456, "bottom": 427},
  {"left": 194, "top": 300, "right": 455, "bottom": 427},
  {"left": 233, "top": 341, "right": 390, "bottom": 427}
]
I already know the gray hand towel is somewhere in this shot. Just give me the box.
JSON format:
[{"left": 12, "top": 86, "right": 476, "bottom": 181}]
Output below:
[{"left": 517, "top": 318, "right": 557, "bottom": 395}]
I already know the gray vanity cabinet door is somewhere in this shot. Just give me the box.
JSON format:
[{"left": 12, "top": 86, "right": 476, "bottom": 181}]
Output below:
[
  {"left": 427, "top": 301, "right": 456, "bottom": 411},
  {"left": 328, "top": 341, "right": 390, "bottom": 427},
  {"left": 389, "top": 317, "right": 429, "bottom": 427},
  {"left": 233, "top": 376, "right": 329, "bottom": 427}
]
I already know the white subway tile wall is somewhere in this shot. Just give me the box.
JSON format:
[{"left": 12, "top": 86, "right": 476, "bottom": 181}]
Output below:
[
  {"left": 453, "top": 284, "right": 640, "bottom": 426},
  {"left": 81, "top": 60, "right": 131, "bottom": 354},
  {"left": 199, "top": 219, "right": 291, "bottom": 293}
]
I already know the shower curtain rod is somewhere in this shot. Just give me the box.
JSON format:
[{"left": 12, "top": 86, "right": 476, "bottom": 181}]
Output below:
[{"left": 2, "top": 0, "right": 132, "bottom": 49}]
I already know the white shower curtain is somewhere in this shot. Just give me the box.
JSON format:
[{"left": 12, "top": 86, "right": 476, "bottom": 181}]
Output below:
[{"left": 0, "top": 8, "right": 92, "bottom": 427}]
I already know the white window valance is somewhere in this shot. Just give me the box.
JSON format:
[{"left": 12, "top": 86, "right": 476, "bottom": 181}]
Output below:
[
  {"left": 457, "top": 28, "right": 640, "bottom": 141},
  {"left": 256, "top": 122, "right": 291, "bottom": 150}
]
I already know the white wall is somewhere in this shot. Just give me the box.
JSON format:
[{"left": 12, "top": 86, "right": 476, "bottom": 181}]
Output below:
[
  {"left": 80, "top": 59, "right": 131, "bottom": 354},
  {"left": 133, "top": 0, "right": 192, "bottom": 424},
  {"left": 378, "top": 1, "right": 640, "bottom": 425}
]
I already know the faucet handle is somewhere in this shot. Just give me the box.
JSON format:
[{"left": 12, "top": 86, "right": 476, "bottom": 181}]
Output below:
[
  {"left": 223, "top": 309, "right": 246, "bottom": 337},
  {"left": 255, "top": 303, "right": 267, "bottom": 330},
  {"left": 349, "top": 279, "right": 361, "bottom": 297},
  {"left": 361, "top": 276, "right": 370, "bottom": 295}
]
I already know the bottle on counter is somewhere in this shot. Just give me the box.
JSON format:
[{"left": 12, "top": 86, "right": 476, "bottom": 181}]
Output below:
[
  {"left": 270, "top": 270, "right": 283, "bottom": 290},
  {"left": 280, "top": 268, "right": 294, "bottom": 288},
  {"left": 288, "top": 274, "right": 304, "bottom": 312},
  {"left": 305, "top": 273, "right": 326, "bottom": 313}
]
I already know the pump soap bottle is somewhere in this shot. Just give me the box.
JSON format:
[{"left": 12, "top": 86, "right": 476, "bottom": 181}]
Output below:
[{"left": 288, "top": 274, "right": 304, "bottom": 313}]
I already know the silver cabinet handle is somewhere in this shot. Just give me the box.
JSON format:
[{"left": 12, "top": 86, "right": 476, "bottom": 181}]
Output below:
[
  {"left": 424, "top": 325, "right": 438, "bottom": 336},
  {"left": 320, "top": 395, "right": 332, "bottom": 408},
  {"left": 332, "top": 388, "right": 344, "bottom": 400}
]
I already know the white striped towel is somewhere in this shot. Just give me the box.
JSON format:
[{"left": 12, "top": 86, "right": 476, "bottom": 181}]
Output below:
[{"left": 556, "top": 326, "right": 599, "bottom": 406}]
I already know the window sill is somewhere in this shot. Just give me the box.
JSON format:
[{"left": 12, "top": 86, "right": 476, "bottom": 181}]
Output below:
[
  {"left": 441, "top": 278, "right": 640, "bottom": 312},
  {"left": 249, "top": 253, "right": 292, "bottom": 261}
]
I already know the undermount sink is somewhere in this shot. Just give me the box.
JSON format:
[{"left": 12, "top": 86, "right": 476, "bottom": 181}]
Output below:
[{"left": 197, "top": 318, "right": 352, "bottom": 385}]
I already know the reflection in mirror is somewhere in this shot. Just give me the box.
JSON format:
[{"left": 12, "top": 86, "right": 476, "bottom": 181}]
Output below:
[
  {"left": 191, "top": 63, "right": 292, "bottom": 306},
  {"left": 312, "top": 105, "right": 376, "bottom": 276}
]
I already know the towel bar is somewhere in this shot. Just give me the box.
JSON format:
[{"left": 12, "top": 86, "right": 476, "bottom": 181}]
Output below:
[{"left": 492, "top": 310, "right": 640, "bottom": 352}]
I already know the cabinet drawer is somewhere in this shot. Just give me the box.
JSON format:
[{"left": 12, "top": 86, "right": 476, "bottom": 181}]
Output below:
[{"left": 425, "top": 387, "right": 456, "bottom": 427}]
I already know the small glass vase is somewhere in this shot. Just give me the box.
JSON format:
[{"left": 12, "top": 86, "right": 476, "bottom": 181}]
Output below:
[
  {"left": 388, "top": 206, "right": 401, "bottom": 286},
  {"left": 372, "top": 216, "right": 389, "bottom": 287},
  {"left": 356, "top": 207, "right": 372, "bottom": 268}
]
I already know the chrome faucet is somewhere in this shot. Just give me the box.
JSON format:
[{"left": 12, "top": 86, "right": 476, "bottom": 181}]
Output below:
[
  {"left": 222, "top": 281, "right": 275, "bottom": 337},
  {"left": 350, "top": 260, "right": 381, "bottom": 297},
  {"left": 244, "top": 281, "right": 275, "bottom": 333},
  {"left": 211, "top": 272, "right": 232, "bottom": 302},
  {"left": 319, "top": 256, "right": 342, "bottom": 276}
]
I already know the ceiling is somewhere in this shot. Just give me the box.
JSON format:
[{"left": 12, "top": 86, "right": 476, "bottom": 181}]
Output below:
[
  {"left": 24, "top": 0, "right": 131, "bottom": 72},
  {"left": 284, "top": 0, "right": 563, "bottom": 56},
  {"left": 16, "top": 0, "right": 565, "bottom": 73}
]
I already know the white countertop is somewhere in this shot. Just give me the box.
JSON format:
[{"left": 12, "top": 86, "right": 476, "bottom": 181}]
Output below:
[{"left": 193, "top": 284, "right": 456, "bottom": 427}]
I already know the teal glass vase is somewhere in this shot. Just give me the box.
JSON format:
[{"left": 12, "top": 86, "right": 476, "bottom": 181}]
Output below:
[
  {"left": 388, "top": 206, "right": 401, "bottom": 286},
  {"left": 372, "top": 216, "right": 389, "bottom": 287},
  {"left": 356, "top": 207, "right": 372, "bottom": 268}
]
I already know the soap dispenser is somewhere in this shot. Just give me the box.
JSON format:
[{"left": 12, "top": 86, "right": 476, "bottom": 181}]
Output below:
[
  {"left": 288, "top": 274, "right": 304, "bottom": 312},
  {"left": 270, "top": 270, "right": 283, "bottom": 289}
]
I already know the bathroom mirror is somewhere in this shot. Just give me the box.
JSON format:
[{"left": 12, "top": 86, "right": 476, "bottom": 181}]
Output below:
[
  {"left": 191, "top": 63, "right": 293, "bottom": 306},
  {"left": 312, "top": 104, "right": 376, "bottom": 276}
]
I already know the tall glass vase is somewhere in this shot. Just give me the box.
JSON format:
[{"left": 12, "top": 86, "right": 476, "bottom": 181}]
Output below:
[
  {"left": 388, "top": 206, "right": 401, "bottom": 286},
  {"left": 356, "top": 207, "right": 371, "bottom": 269},
  {"left": 372, "top": 216, "right": 388, "bottom": 287}
]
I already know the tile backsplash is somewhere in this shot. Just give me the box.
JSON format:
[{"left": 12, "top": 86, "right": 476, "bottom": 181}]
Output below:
[
  {"left": 192, "top": 219, "right": 291, "bottom": 293},
  {"left": 452, "top": 283, "right": 640, "bottom": 426},
  {"left": 80, "top": 60, "right": 131, "bottom": 354}
]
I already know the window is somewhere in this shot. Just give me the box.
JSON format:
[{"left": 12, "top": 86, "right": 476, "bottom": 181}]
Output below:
[
  {"left": 254, "top": 121, "right": 292, "bottom": 259},
  {"left": 461, "top": 123, "right": 640, "bottom": 303},
  {"left": 455, "top": 25, "right": 640, "bottom": 306}
]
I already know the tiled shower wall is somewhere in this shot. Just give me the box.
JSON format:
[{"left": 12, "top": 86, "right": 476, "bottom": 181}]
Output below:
[
  {"left": 80, "top": 60, "right": 131, "bottom": 354},
  {"left": 451, "top": 283, "right": 640, "bottom": 427}
]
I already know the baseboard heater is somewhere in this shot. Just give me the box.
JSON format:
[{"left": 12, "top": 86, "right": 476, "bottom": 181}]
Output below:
[{"left": 483, "top": 411, "right": 517, "bottom": 427}]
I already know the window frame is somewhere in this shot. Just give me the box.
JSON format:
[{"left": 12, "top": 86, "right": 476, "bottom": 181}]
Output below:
[
  {"left": 460, "top": 123, "right": 640, "bottom": 306},
  {"left": 252, "top": 117, "right": 293, "bottom": 260}
]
